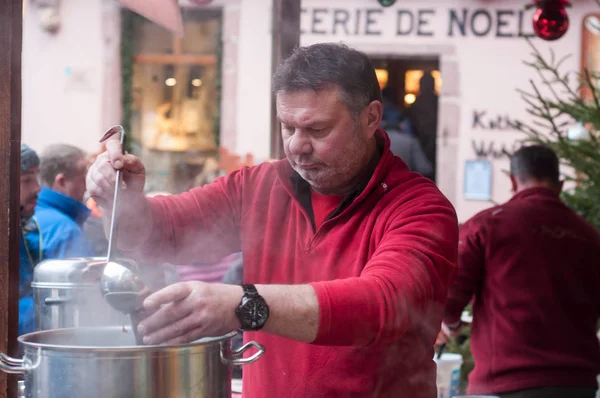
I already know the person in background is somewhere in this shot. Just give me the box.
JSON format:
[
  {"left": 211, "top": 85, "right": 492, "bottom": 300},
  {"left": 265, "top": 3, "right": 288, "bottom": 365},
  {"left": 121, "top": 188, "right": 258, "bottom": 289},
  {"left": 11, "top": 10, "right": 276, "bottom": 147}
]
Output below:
[
  {"left": 83, "top": 195, "right": 108, "bottom": 257},
  {"left": 406, "top": 72, "right": 438, "bottom": 179},
  {"left": 441, "top": 145, "right": 600, "bottom": 398},
  {"left": 381, "top": 86, "right": 433, "bottom": 178},
  {"left": 381, "top": 86, "right": 413, "bottom": 136},
  {"left": 83, "top": 145, "right": 110, "bottom": 257},
  {"left": 29, "top": 144, "right": 95, "bottom": 260},
  {"left": 88, "top": 43, "right": 458, "bottom": 397},
  {"left": 19, "top": 144, "right": 42, "bottom": 336}
]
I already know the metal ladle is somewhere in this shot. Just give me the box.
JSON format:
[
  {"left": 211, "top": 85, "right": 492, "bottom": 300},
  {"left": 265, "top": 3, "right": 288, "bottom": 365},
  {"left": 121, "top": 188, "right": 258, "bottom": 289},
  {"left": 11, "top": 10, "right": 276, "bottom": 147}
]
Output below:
[{"left": 98, "top": 125, "right": 147, "bottom": 345}]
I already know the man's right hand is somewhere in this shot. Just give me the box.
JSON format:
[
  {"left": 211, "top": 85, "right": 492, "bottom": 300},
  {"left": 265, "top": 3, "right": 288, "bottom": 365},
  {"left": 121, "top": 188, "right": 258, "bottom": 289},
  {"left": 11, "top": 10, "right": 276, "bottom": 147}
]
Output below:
[
  {"left": 87, "top": 134, "right": 154, "bottom": 252},
  {"left": 87, "top": 136, "right": 146, "bottom": 210}
]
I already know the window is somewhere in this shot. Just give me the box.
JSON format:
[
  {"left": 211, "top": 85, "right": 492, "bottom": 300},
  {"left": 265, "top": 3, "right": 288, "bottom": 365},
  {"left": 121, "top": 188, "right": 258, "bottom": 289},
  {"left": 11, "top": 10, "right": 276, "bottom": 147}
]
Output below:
[{"left": 129, "top": 9, "right": 221, "bottom": 193}]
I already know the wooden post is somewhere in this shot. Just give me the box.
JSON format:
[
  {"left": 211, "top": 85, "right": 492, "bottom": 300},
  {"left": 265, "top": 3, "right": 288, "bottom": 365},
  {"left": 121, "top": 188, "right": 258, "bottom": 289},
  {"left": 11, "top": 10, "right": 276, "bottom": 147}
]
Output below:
[
  {"left": 270, "top": 0, "right": 301, "bottom": 160},
  {"left": 0, "top": 0, "right": 23, "bottom": 396}
]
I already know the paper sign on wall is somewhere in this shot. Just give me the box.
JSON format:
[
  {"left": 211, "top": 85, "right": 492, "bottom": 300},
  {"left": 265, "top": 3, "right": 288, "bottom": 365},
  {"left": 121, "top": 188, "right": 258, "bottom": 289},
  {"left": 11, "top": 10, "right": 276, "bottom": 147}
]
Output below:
[{"left": 464, "top": 160, "right": 493, "bottom": 201}]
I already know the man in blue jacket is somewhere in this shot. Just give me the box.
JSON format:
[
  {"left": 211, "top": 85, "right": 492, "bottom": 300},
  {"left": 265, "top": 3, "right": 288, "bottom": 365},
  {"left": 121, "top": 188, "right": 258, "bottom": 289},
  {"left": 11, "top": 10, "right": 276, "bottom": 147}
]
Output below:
[
  {"left": 19, "top": 144, "right": 42, "bottom": 336},
  {"left": 29, "top": 144, "right": 95, "bottom": 261}
]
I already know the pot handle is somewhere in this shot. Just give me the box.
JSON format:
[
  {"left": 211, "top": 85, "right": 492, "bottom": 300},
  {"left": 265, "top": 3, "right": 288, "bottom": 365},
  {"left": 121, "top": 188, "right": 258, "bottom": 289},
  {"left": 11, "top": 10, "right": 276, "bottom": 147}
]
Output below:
[
  {"left": 224, "top": 341, "right": 265, "bottom": 366},
  {"left": 0, "top": 353, "right": 28, "bottom": 375},
  {"left": 44, "top": 297, "right": 70, "bottom": 306}
]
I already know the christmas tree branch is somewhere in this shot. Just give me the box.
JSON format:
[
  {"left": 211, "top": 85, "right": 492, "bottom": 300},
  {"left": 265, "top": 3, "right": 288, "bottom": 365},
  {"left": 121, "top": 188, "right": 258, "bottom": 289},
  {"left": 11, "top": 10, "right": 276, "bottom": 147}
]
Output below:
[
  {"left": 517, "top": 39, "right": 600, "bottom": 229},
  {"left": 530, "top": 79, "right": 565, "bottom": 138}
]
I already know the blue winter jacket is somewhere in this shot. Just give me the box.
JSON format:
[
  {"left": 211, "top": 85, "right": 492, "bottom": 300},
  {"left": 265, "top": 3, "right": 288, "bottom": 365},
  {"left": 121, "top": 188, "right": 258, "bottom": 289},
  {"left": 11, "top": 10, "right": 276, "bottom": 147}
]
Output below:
[
  {"left": 19, "top": 220, "right": 42, "bottom": 336},
  {"left": 19, "top": 188, "right": 94, "bottom": 335},
  {"left": 32, "top": 187, "right": 94, "bottom": 259}
]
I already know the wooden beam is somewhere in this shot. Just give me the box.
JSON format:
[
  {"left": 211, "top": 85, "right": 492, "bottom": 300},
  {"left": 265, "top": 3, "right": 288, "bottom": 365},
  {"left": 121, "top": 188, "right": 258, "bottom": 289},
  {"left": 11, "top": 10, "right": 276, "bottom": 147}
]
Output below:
[
  {"left": 173, "top": 36, "right": 183, "bottom": 56},
  {"left": 270, "top": 0, "right": 300, "bottom": 160},
  {"left": 0, "top": 0, "right": 23, "bottom": 396},
  {"left": 134, "top": 53, "right": 217, "bottom": 65}
]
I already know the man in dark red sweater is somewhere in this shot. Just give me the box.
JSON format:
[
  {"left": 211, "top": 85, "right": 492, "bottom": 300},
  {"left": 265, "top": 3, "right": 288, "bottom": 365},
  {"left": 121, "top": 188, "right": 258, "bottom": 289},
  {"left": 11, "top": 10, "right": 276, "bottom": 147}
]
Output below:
[
  {"left": 88, "top": 43, "right": 458, "bottom": 397},
  {"left": 443, "top": 145, "right": 600, "bottom": 398}
]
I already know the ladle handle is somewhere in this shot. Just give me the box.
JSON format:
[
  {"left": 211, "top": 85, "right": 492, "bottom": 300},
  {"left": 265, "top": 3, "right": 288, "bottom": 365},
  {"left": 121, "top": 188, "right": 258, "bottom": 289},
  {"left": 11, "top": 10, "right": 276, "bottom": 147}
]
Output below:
[
  {"left": 104, "top": 126, "right": 126, "bottom": 263},
  {"left": 130, "top": 311, "right": 146, "bottom": 345}
]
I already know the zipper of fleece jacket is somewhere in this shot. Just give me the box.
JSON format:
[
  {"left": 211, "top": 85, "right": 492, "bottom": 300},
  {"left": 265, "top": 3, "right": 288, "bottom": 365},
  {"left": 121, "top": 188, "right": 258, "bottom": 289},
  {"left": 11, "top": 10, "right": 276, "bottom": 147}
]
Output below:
[{"left": 304, "top": 181, "right": 390, "bottom": 254}]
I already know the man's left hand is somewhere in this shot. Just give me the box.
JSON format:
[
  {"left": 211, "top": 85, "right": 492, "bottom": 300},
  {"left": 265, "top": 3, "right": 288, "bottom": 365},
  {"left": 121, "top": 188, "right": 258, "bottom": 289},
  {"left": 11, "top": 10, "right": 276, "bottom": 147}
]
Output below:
[
  {"left": 137, "top": 281, "right": 242, "bottom": 345},
  {"left": 438, "top": 320, "right": 465, "bottom": 344}
]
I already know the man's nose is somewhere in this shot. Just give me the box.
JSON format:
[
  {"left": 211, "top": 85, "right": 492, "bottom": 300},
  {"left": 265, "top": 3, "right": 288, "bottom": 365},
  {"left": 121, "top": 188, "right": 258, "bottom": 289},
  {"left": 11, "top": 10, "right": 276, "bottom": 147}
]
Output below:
[{"left": 288, "top": 131, "right": 312, "bottom": 155}]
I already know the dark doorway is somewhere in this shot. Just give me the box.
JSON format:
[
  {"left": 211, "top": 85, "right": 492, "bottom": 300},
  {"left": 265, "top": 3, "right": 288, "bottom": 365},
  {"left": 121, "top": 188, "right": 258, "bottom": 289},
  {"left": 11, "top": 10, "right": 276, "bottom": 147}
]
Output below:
[{"left": 372, "top": 57, "right": 441, "bottom": 181}]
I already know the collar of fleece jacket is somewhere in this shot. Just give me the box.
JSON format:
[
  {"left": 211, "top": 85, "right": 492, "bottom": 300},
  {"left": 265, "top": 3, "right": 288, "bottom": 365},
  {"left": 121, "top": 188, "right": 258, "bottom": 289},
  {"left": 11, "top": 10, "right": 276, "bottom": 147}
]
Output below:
[{"left": 276, "top": 128, "right": 398, "bottom": 227}]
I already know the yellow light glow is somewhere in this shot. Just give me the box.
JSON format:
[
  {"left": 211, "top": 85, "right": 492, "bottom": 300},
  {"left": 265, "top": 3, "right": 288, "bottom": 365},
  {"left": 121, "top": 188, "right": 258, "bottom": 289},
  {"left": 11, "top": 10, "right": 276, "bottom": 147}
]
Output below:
[
  {"left": 405, "top": 69, "right": 442, "bottom": 95},
  {"left": 192, "top": 78, "right": 203, "bottom": 87},
  {"left": 375, "top": 69, "right": 389, "bottom": 90},
  {"left": 405, "top": 70, "right": 424, "bottom": 94},
  {"left": 165, "top": 78, "right": 177, "bottom": 87},
  {"left": 404, "top": 93, "right": 416, "bottom": 105},
  {"left": 431, "top": 70, "right": 442, "bottom": 94}
]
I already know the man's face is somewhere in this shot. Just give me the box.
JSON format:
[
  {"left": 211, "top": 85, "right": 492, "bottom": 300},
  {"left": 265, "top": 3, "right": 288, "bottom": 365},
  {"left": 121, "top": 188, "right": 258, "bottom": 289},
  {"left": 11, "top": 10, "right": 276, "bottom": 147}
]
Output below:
[
  {"left": 277, "top": 87, "right": 380, "bottom": 195},
  {"left": 20, "top": 167, "right": 41, "bottom": 219},
  {"left": 61, "top": 158, "right": 89, "bottom": 203}
]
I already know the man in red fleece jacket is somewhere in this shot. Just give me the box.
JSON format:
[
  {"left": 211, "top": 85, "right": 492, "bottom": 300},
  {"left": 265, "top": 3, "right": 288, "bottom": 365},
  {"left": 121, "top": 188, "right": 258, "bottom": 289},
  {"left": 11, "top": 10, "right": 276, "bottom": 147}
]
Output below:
[
  {"left": 442, "top": 145, "right": 600, "bottom": 398},
  {"left": 88, "top": 43, "right": 458, "bottom": 397}
]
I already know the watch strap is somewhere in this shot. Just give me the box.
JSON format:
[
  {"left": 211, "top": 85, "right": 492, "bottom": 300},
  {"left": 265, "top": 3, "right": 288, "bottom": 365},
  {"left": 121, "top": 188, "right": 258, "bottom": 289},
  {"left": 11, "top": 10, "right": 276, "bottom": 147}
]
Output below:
[{"left": 241, "top": 284, "right": 260, "bottom": 298}]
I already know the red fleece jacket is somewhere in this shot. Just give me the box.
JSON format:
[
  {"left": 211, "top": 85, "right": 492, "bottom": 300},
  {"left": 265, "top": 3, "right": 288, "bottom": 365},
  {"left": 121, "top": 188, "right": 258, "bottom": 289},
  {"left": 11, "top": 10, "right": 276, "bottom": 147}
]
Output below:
[
  {"left": 444, "top": 188, "right": 600, "bottom": 395},
  {"left": 135, "top": 130, "right": 458, "bottom": 397}
]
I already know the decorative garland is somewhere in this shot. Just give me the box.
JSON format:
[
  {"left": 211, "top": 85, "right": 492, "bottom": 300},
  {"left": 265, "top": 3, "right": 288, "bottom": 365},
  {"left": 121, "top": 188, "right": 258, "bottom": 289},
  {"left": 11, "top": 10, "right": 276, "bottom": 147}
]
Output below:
[{"left": 120, "top": 9, "right": 137, "bottom": 154}]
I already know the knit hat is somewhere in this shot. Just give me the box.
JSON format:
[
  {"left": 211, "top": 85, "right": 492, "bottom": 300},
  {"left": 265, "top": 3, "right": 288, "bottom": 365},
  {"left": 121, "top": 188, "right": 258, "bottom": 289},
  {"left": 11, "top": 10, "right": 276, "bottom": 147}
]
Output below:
[{"left": 21, "top": 144, "right": 40, "bottom": 172}]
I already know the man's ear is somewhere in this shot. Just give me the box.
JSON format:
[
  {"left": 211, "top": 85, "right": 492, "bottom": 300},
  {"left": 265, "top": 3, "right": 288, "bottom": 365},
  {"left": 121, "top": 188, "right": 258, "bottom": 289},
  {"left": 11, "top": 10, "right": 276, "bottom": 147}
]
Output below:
[
  {"left": 509, "top": 174, "right": 518, "bottom": 194},
  {"left": 53, "top": 173, "right": 67, "bottom": 191},
  {"left": 364, "top": 100, "right": 383, "bottom": 138}
]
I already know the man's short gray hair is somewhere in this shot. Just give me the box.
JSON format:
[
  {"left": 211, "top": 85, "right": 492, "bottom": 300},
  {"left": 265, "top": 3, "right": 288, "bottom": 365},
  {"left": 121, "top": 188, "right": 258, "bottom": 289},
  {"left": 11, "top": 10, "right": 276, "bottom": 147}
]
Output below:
[
  {"left": 510, "top": 145, "right": 560, "bottom": 184},
  {"left": 39, "top": 144, "right": 87, "bottom": 187},
  {"left": 272, "top": 43, "right": 382, "bottom": 117}
]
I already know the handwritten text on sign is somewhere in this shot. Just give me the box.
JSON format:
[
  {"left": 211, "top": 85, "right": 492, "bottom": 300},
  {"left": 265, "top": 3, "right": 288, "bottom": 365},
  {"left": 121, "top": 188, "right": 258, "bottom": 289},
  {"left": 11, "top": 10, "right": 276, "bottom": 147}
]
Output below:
[
  {"left": 470, "top": 109, "right": 523, "bottom": 159},
  {"left": 472, "top": 140, "right": 521, "bottom": 159},
  {"left": 472, "top": 110, "right": 522, "bottom": 131},
  {"left": 301, "top": 7, "right": 535, "bottom": 38}
]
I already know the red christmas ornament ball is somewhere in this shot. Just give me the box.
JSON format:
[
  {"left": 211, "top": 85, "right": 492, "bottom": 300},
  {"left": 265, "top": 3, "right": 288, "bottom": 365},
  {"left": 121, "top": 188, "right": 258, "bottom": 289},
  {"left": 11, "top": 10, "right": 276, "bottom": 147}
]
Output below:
[{"left": 532, "top": 1, "right": 569, "bottom": 41}]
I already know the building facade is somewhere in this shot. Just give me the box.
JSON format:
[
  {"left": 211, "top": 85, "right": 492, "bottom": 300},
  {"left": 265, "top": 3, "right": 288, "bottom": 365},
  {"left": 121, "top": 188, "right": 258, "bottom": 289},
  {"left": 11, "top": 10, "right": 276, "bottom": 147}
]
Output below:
[{"left": 22, "top": 0, "right": 600, "bottom": 221}]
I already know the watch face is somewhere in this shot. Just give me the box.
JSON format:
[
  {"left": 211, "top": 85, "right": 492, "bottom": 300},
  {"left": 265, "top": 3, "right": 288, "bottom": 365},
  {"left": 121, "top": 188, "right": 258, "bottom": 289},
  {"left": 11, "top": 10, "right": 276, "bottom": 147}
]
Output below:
[{"left": 240, "top": 299, "right": 269, "bottom": 329}]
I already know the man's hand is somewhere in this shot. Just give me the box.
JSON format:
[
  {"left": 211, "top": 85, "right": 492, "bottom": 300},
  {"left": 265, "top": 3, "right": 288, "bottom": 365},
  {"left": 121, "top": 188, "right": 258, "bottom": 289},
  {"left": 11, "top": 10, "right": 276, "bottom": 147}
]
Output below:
[
  {"left": 87, "top": 135, "right": 153, "bottom": 251},
  {"left": 86, "top": 136, "right": 146, "bottom": 210},
  {"left": 137, "top": 282, "right": 243, "bottom": 345},
  {"left": 438, "top": 320, "right": 465, "bottom": 344}
]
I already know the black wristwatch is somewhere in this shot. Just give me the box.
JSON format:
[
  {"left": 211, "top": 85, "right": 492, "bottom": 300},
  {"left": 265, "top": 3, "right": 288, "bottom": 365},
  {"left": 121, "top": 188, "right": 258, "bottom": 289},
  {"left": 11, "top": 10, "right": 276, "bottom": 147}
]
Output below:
[{"left": 235, "top": 284, "right": 270, "bottom": 331}]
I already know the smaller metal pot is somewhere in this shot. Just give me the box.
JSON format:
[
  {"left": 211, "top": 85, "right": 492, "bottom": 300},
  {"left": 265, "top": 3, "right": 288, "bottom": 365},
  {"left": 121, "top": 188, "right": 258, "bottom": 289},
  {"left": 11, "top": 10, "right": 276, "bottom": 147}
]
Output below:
[{"left": 32, "top": 258, "right": 176, "bottom": 331}]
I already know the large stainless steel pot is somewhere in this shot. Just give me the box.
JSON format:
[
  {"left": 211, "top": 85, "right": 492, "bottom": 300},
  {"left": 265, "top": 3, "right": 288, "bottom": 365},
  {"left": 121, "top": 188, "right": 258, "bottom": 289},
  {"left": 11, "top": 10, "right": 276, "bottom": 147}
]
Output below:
[
  {"left": 32, "top": 258, "right": 178, "bottom": 331},
  {"left": 1, "top": 326, "right": 263, "bottom": 398}
]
